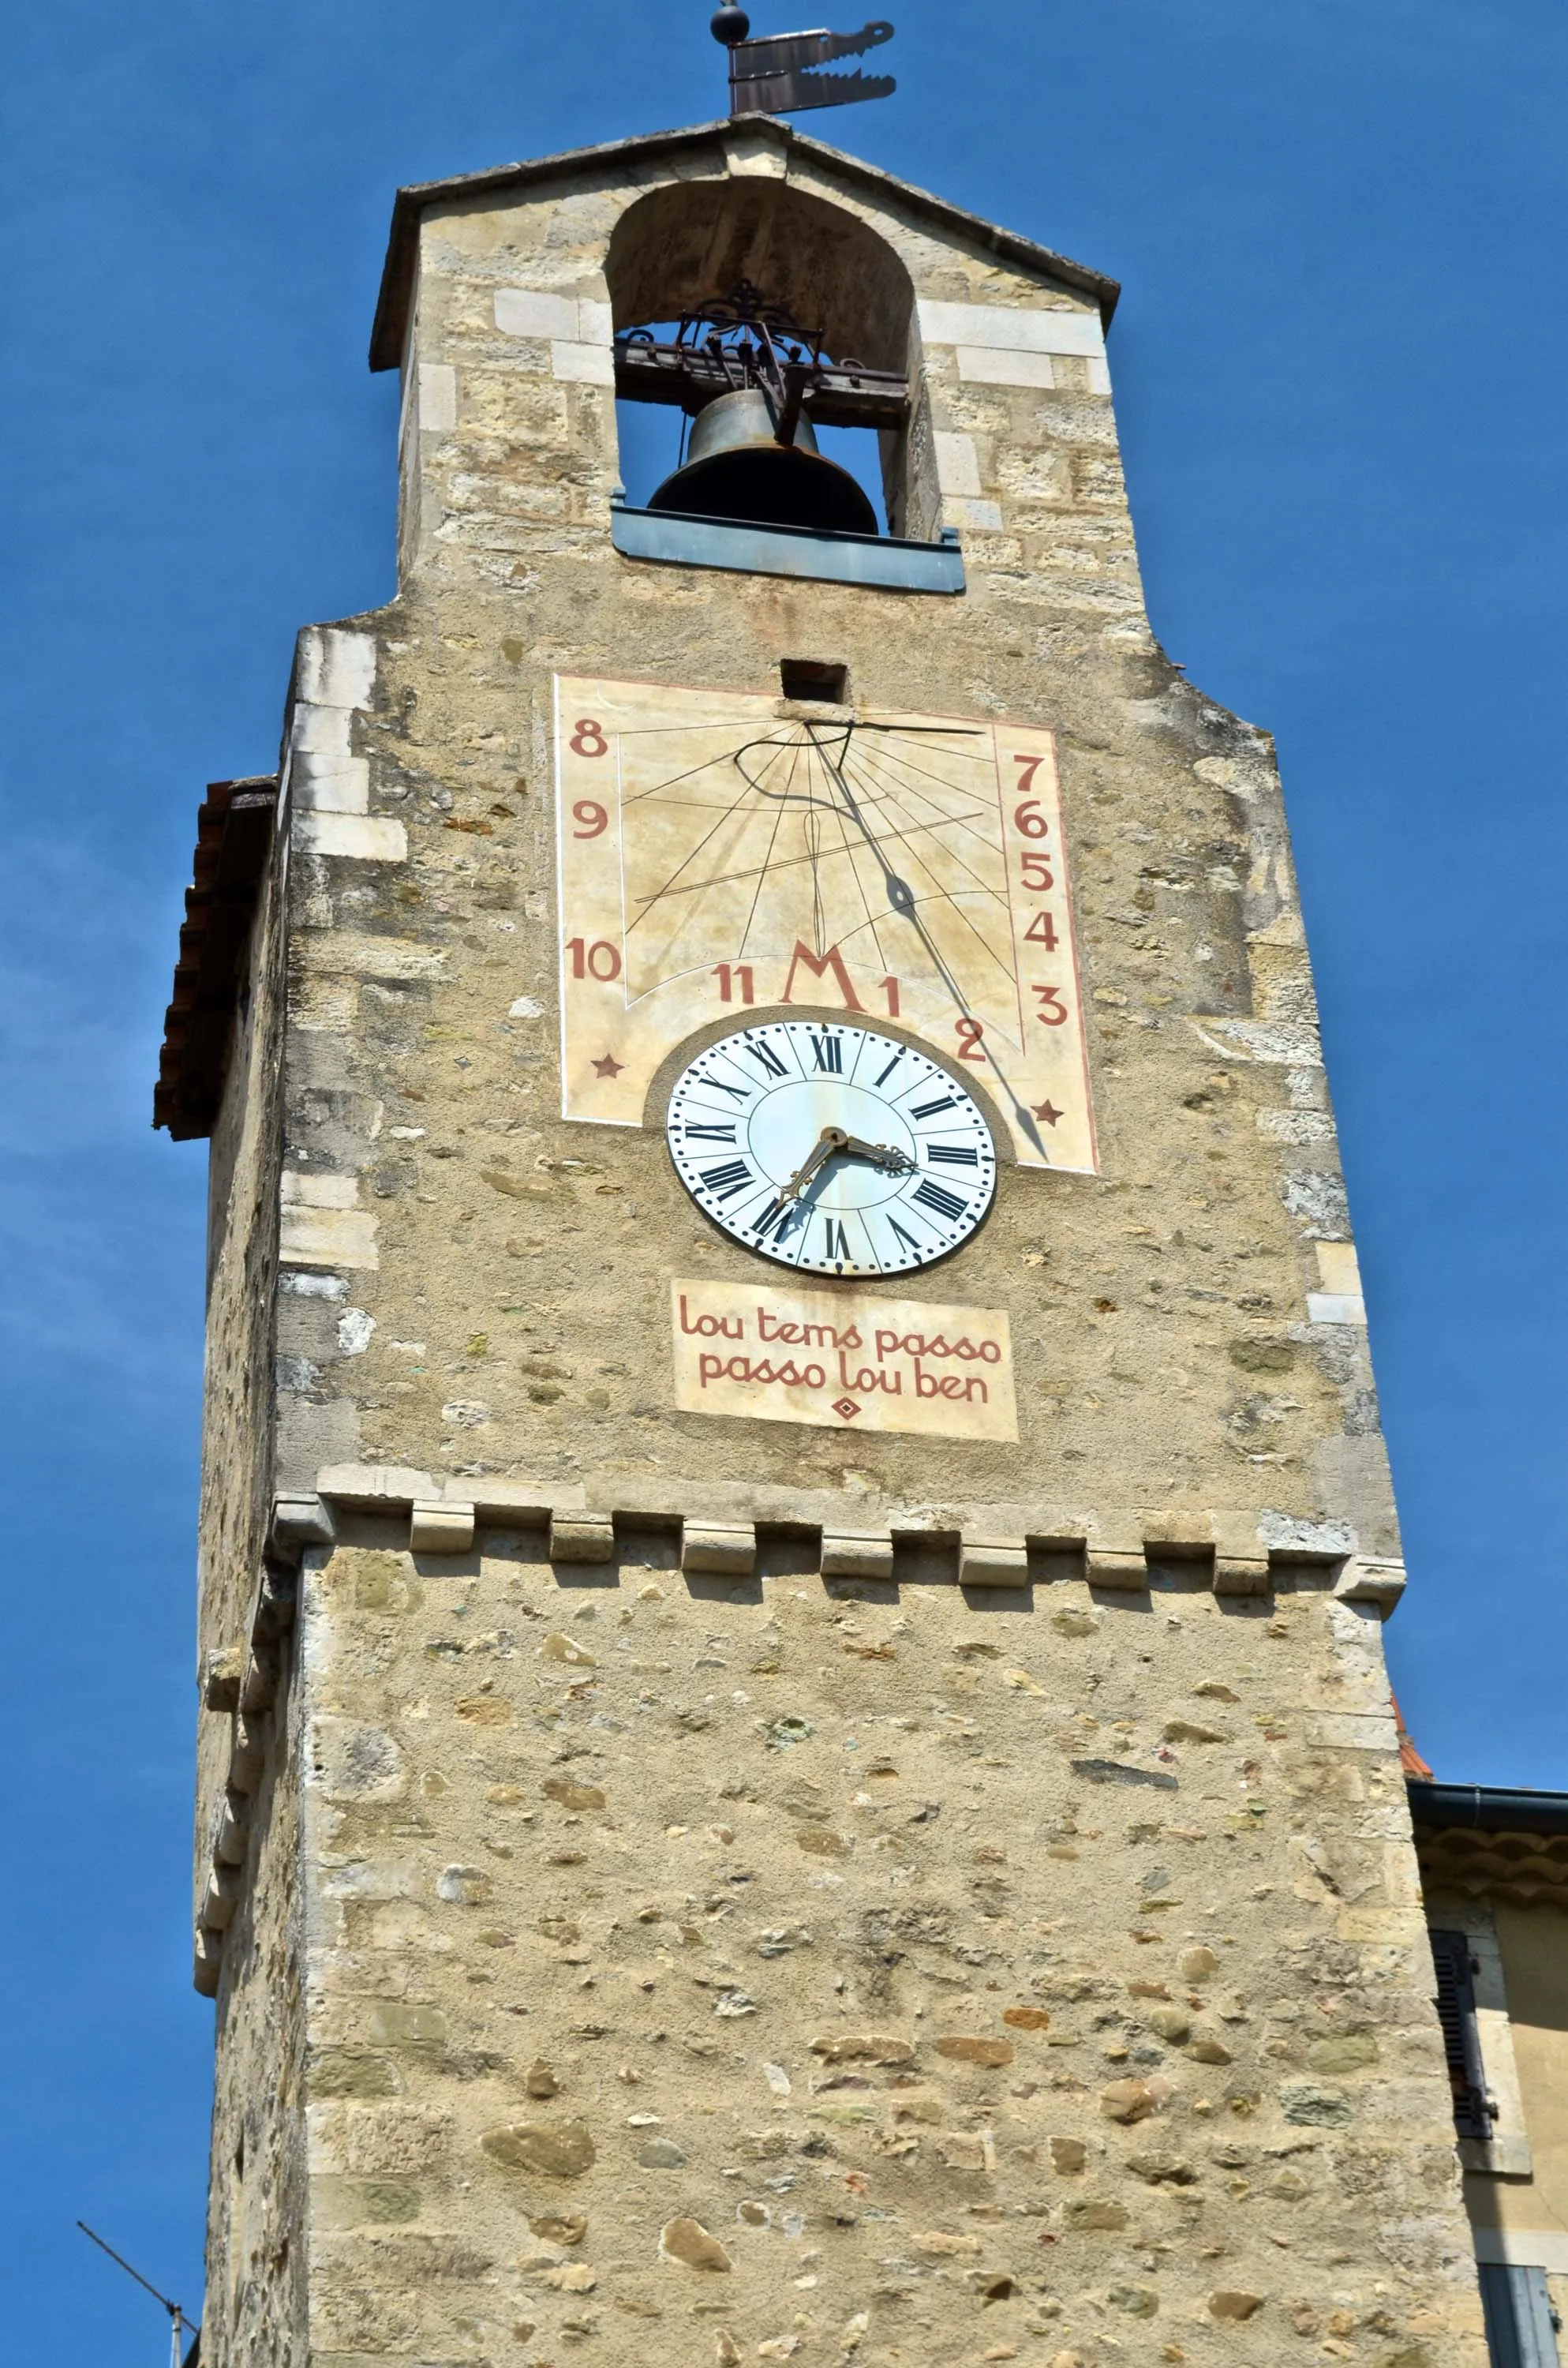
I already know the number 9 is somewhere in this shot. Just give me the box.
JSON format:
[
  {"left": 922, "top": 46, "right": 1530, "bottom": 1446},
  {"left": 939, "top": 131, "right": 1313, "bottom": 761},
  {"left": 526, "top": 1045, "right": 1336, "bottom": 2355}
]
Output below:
[{"left": 572, "top": 800, "right": 608, "bottom": 839}]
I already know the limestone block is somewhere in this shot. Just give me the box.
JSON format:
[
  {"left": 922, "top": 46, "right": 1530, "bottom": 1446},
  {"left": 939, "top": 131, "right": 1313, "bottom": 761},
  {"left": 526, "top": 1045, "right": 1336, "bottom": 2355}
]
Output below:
[
  {"left": 193, "top": 1928, "right": 223, "bottom": 1998},
  {"left": 1140, "top": 1511, "right": 1214, "bottom": 1559},
  {"left": 945, "top": 495, "right": 1003, "bottom": 530},
  {"left": 410, "top": 1499, "right": 476, "bottom": 1554},
  {"left": 417, "top": 362, "right": 457, "bottom": 431},
  {"left": 681, "top": 1521, "right": 757, "bottom": 1577},
  {"left": 495, "top": 287, "right": 580, "bottom": 339},
  {"left": 317, "top": 1464, "right": 436, "bottom": 1511},
  {"left": 470, "top": 1478, "right": 570, "bottom": 1523},
  {"left": 552, "top": 340, "right": 616, "bottom": 385},
  {"left": 959, "top": 1535, "right": 1028, "bottom": 1587},
  {"left": 916, "top": 298, "right": 1106, "bottom": 357},
  {"left": 958, "top": 347, "right": 1057, "bottom": 389},
  {"left": 550, "top": 1512, "right": 616, "bottom": 1564},
  {"left": 933, "top": 431, "right": 982, "bottom": 494},
  {"left": 296, "top": 625, "right": 376, "bottom": 712},
  {"left": 820, "top": 1529, "right": 894, "bottom": 1580},
  {"left": 292, "top": 811, "right": 407, "bottom": 864}
]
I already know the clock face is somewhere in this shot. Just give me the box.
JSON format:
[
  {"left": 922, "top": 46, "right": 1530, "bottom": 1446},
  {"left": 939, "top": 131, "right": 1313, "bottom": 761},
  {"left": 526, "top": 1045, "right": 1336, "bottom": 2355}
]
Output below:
[
  {"left": 554, "top": 675, "right": 1096, "bottom": 1175},
  {"left": 666, "top": 1020, "right": 997, "bottom": 1276}
]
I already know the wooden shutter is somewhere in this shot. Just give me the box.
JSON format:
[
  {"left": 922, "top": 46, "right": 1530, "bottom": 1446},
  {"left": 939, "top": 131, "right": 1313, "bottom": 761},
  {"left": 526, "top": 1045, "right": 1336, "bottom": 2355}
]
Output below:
[
  {"left": 1430, "top": 1927, "right": 1495, "bottom": 2140},
  {"left": 1480, "top": 2262, "right": 1562, "bottom": 2368}
]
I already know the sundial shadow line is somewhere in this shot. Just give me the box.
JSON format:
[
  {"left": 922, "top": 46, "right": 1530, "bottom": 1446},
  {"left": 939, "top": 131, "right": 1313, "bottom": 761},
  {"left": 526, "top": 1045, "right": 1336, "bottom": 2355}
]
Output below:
[
  {"left": 623, "top": 732, "right": 797, "bottom": 939},
  {"left": 818, "top": 755, "right": 893, "bottom": 977},
  {"left": 736, "top": 734, "right": 805, "bottom": 965},
  {"left": 844, "top": 738, "right": 1009, "bottom": 856},
  {"left": 843, "top": 747, "right": 1009, "bottom": 905},
  {"left": 619, "top": 740, "right": 784, "bottom": 809},
  {"left": 839, "top": 756, "right": 1017, "bottom": 981}
]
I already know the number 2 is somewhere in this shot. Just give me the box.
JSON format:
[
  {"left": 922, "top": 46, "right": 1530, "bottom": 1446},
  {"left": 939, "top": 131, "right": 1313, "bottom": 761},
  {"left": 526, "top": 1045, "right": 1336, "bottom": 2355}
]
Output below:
[{"left": 955, "top": 1017, "right": 986, "bottom": 1062}]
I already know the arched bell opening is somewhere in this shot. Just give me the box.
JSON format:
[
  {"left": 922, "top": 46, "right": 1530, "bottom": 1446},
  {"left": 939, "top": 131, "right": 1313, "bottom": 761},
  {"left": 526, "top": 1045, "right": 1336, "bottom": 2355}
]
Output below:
[{"left": 606, "top": 179, "right": 923, "bottom": 539}]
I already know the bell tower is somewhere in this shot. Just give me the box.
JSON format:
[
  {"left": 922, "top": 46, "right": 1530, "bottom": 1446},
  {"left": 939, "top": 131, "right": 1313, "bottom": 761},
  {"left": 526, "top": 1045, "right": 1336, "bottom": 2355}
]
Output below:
[{"left": 161, "top": 111, "right": 1488, "bottom": 2366}]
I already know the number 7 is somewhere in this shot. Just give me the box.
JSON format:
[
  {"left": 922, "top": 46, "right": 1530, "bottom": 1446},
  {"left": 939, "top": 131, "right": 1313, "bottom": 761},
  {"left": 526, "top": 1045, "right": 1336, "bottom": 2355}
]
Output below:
[{"left": 1012, "top": 754, "right": 1045, "bottom": 795}]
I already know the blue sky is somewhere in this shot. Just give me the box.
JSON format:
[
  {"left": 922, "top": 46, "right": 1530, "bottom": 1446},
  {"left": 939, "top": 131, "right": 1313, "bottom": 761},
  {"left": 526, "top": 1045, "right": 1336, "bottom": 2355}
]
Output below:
[{"left": 2, "top": 0, "right": 1563, "bottom": 2351}]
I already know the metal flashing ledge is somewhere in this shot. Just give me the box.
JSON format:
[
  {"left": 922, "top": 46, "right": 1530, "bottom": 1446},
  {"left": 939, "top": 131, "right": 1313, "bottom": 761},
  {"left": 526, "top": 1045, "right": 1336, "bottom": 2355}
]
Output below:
[{"left": 609, "top": 495, "right": 966, "bottom": 594}]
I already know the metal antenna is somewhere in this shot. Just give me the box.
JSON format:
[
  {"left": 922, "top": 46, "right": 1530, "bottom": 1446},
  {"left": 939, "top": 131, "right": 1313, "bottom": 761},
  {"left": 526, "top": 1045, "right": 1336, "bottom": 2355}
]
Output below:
[{"left": 77, "top": 2222, "right": 200, "bottom": 2367}]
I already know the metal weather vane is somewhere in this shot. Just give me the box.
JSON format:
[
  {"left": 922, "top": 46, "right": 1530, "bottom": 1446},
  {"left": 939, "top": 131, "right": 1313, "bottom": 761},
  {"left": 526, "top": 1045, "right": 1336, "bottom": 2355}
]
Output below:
[{"left": 710, "top": 2, "right": 896, "bottom": 117}]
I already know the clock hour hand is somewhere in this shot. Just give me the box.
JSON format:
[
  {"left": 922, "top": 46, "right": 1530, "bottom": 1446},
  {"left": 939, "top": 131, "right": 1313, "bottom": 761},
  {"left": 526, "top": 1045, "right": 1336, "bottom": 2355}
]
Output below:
[
  {"left": 778, "top": 1126, "right": 914, "bottom": 1206},
  {"left": 836, "top": 1132, "right": 914, "bottom": 1175},
  {"left": 777, "top": 1126, "right": 848, "bottom": 1205}
]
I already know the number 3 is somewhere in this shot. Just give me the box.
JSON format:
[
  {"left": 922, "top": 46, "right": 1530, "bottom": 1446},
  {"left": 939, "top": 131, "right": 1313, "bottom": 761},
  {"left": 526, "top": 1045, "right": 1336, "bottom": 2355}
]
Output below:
[{"left": 1031, "top": 984, "right": 1069, "bottom": 1026}]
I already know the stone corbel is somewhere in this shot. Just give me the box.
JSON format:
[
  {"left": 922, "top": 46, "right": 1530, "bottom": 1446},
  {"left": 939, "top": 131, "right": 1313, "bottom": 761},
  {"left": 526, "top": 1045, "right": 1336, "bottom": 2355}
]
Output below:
[
  {"left": 681, "top": 1522, "right": 758, "bottom": 1577},
  {"left": 1333, "top": 1555, "right": 1406, "bottom": 1617},
  {"left": 821, "top": 1530, "right": 895, "bottom": 1581},
  {"left": 410, "top": 1498, "right": 476, "bottom": 1553}
]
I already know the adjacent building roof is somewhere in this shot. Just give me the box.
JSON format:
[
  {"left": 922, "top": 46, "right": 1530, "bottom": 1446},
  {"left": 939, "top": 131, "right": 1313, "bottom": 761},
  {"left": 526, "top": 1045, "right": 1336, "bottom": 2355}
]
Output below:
[
  {"left": 153, "top": 777, "right": 277, "bottom": 1139},
  {"left": 369, "top": 115, "right": 1121, "bottom": 372}
]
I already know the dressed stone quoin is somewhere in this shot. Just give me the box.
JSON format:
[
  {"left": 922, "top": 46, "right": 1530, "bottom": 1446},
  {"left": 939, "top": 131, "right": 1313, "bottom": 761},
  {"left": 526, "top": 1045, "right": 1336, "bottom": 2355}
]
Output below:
[{"left": 155, "top": 96, "right": 1496, "bottom": 2368}]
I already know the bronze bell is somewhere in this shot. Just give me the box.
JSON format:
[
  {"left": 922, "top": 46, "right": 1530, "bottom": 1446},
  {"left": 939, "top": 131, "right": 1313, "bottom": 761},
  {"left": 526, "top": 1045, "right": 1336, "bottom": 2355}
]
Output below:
[{"left": 647, "top": 386, "right": 878, "bottom": 536}]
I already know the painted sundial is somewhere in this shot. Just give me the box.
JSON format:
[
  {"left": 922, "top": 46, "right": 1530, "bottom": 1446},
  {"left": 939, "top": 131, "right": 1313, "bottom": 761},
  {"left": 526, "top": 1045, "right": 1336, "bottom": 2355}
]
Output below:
[{"left": 553, "top": 673, "right": 1096, "bottom": 1171}]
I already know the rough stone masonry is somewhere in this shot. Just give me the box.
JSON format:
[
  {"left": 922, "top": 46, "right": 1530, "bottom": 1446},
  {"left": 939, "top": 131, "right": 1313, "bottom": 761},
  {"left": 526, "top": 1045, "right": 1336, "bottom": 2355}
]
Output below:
[{"left": 166, "top": 114, "right": 1486, "bottom": 2368}]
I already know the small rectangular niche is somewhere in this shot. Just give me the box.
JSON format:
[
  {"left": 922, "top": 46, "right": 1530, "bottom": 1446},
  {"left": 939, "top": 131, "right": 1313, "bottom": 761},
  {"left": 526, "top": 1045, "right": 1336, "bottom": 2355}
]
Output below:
[{"left": 780, "top": 659, "right": 848, "bottom": 703}]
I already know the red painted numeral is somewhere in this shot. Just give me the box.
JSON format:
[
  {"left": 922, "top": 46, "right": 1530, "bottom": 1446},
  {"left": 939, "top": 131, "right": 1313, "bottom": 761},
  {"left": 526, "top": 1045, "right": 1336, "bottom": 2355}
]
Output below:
[
  {"left": 570, "top": 718, "right": 608, "bottom": 757},
  {"left": 1020, "top": 852, "right": 1054, "bottom": 891},
  {"left": 1031, "top": 984, "right": 1069, "bottom": 1026},
  {"left": 1024, "top": 909, "right": 1059, "bottom": 948},
  {"left": 567, "top": 936, "right": 622, "bottom": 982},
  {"left": 713, "top": 963, "right": 755, "bottom": 1005},
  {"left": 1014, "top": 799, "right": 1050, "bottom": 839},
  {"left": 955, "top": 1016, "right": 986, "bottom": 1062},
  {"left": 1012, "top": 754, "right": 1046, "bottom": 794},
  {"left": 571, "top": 799, "right": 608, "bottom": 838},
  {"left": 879, "top": 975, "right": 901, "bottom": 1017}
]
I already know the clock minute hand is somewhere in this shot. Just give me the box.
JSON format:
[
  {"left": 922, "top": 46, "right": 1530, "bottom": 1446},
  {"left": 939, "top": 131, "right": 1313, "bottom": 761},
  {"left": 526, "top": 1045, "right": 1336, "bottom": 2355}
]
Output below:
[{"left": 777, "top": 1126, "right": 848, "bottom": 1205}]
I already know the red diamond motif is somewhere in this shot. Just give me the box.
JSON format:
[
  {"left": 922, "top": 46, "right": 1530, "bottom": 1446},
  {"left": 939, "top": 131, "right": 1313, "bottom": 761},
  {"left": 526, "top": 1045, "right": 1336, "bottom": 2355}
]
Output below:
[{"left": 832, "top": 1396, "right": 862, "bottom": 1422}]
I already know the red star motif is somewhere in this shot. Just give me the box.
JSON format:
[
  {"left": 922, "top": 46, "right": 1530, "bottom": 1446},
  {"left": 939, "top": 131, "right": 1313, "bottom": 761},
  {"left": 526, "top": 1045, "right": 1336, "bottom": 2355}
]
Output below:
[
  {"left": 1031, "top": 1100, "right": 1062, "bottom": 1126},
  {"left": 592, "top": 1053, "right": 625, "bottom": 1078}
]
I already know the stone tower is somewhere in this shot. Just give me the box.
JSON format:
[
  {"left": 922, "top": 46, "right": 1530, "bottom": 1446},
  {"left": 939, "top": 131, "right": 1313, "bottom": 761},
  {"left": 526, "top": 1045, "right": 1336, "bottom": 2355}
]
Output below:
[{"left": 159, "top": 114, "right": 1486, "bottom": 2366}]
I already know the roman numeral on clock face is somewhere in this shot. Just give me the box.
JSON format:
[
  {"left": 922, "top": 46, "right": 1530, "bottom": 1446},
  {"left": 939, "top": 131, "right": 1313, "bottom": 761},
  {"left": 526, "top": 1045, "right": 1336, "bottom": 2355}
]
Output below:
[
  {"left": 810, "top": 1034, "right": 844, "bottom": 1073},
  {"left": 683, "top": 1122, "right": 737, "bottom": 1141},
  {"left": 823, "top": 1217, "right": 850, "bottom": 1261},
  {"left": 926, "top": 1143, "right": 979, "bottom": 1166},
  {"left": 910, "top": 1093, "right": 956, "bottom": 1119},
  {"left": 913, "top": 1178, "right": 970, "bottom": 1221},
  {"left": 700, "top": 1160, "right": 754, "bottom": 1201},
  {"left": 747, "top": 1040, "right": 788, "bottom": 1078}
]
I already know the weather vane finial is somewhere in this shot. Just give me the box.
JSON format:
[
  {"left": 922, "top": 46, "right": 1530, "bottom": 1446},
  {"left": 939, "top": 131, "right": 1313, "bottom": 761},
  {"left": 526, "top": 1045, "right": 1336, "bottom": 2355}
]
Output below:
[{"left": 711, "top": 3, "right": 896, "bottom": 117}]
